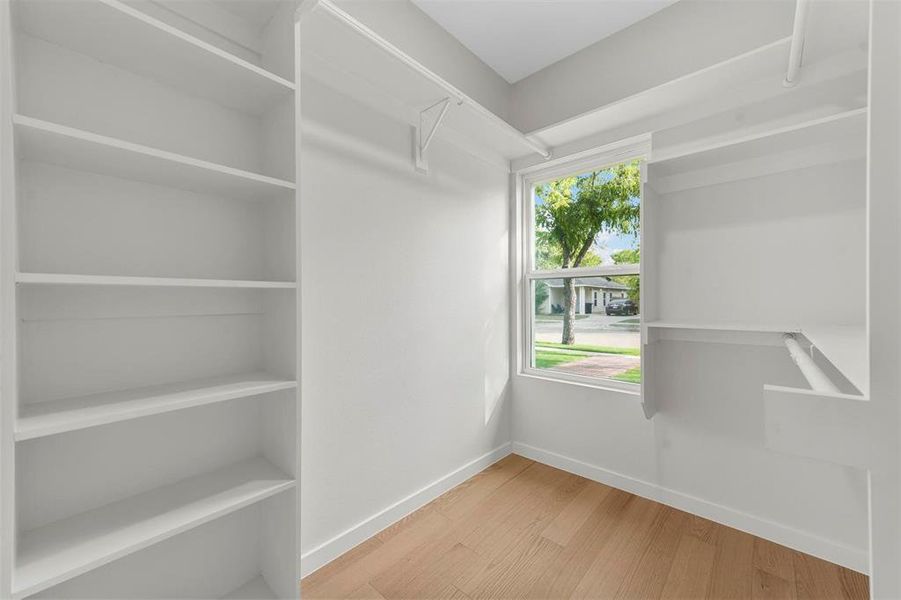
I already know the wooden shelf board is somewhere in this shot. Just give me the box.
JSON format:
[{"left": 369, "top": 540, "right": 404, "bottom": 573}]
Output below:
[
  {"left": 646, "top": 321, "right": 867, "bottom": 397},
  {"left": 16, "top": 272, "right": 296, "bottom": 289},
  {"left": 15, "top": 0, "right": 294, "bottom": 115},
  {"left": 14, "top": 115, "right": 295, "bottom": 201},
  {"left": 13, "top": 457, "right": 294, "bottom": 598},
  {"left": 648, "top": 109, "right": 867, "bottom": 193},
  {"left": 17, "top": 373, "right": 297, "bottom": 441},
  {"left": 221, "top": 575, "right": 278, "bottom": 600},
  {"left": 649, "top": 108, "right": 868, "bottom": 165},
  {"left": 527, "top": 37, "right": 793, "bottom": 148},
  {"left": 645, "top": 320, "right": 801, "bottom": 334}
]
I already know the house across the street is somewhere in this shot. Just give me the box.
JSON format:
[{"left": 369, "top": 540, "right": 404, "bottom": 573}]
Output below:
[{"left": 537, "top": 276, "right": 630, "bottom": 315}]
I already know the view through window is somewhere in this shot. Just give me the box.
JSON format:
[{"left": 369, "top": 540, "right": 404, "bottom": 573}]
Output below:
[{"left": 529, "top": 159, "right": 641, "bottom": 386}]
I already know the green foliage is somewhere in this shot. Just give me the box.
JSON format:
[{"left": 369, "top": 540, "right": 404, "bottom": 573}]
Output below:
[
  {"left": 534, "top": 280, "right": 549, "bottom": 314},
  {"left": 535, "top": 232, "right": 602, "bottom": 270},
  {"left": 534, "top": 161, "right": 640, "bottom": 269},
  {"left": 611, "top": 247, "right": 640, "bottom": 304}
]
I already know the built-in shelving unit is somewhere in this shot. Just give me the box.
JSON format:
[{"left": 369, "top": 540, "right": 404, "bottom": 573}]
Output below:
[
  {"left": 637, "top": 0, "right": 870, "bottom": 424},
  {"left": 1, "top": 0, "right": 299, "bottom": 597}
]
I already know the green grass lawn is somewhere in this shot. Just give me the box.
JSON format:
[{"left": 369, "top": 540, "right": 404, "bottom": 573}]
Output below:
[
  {"left": 534, "top": 349, "right": 595, "bottom": 369},
  {"left": 535, "top": 341, "right": 640, "bottom": 356},
  {"left": 534, "top": 343, "right": 641, "bottom": 383},
  {"left": 611, "top": 367, "right": 641, "bottom": 384}
]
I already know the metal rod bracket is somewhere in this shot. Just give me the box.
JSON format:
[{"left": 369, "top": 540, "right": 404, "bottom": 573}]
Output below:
[{"left": 414, "top": 97, "right": 452, "bottom": 174}]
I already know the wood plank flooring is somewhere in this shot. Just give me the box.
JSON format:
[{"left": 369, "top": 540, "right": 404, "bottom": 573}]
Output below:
[{"left": 302, "top": 455, "right": 868, "bottom": 600}]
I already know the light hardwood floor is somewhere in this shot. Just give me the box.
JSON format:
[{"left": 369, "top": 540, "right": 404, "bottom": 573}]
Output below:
[{"left": 302, "top": 454, "right": 868, "bottom": 600}]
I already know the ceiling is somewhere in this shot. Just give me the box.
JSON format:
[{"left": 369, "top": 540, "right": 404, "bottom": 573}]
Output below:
[{"left": 412, "top": 0, "right": 680, "bottom": 83}]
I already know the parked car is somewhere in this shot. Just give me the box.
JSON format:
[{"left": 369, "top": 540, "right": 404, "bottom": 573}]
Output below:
[{"left": 605, "top": 298, "right": 638, "bottom": 316}]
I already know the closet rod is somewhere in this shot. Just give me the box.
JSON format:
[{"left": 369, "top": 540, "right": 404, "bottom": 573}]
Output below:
[
  {"left": 299, "top": 0, "right": 552, "bottom": 160},
  {"left": 783, "top": 333, "right": 840, "bottom": 394},
  {"left": 784, "top": 0, "right": 810, "bottom": 87}
]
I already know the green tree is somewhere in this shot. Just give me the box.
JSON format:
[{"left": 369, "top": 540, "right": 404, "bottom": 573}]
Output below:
[
  {"left": 611, "top": 248, "right": 640, "bottom": 304},
  {"left": 534, "top": 280, "right": 549, "bottom": 314},
  {"left": 535, "top": 162, "right": 640, "bottom": 344}
]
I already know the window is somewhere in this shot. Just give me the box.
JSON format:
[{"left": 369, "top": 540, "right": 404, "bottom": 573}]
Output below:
[{"left": 522, "top": 154, "right": 642, "bottom": 391}]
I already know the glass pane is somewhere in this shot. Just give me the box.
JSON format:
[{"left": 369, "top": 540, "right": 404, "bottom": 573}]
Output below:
[
  {"left": 532, "top": 277, "right": 640, "bottom": 384},
  {"left": 533, "top": 160, "right": 641, "bottom": 271}
]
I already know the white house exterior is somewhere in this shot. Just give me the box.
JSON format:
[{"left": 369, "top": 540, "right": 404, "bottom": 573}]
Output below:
[{"left": 536, "top": 276, "right": 630, "bottom": 315}]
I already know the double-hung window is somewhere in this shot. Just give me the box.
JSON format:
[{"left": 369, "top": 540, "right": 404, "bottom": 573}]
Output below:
[{"left": 521, "top": 151, "right": 644, "bottom": 392}]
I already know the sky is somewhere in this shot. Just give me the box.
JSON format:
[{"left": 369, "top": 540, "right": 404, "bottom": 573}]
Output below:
[{"left": 594, "top": 230, "right": 639, "bottom": 264}]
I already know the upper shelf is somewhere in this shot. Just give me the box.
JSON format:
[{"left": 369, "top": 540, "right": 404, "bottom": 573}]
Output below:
[
  {"left": 16, "top": 272, "right": 296, "bottom": 289},
  {"left": 300, "top": 0, "right": 550, "bottom": 163},
  {"left": 13, "top": 457, "right": 294, "bottom": 598},
  {"left": 14, "top": 115, "right": 295, "bottom": 200},
  {"left": 14, "top": 0, "right": 294, "bottom": 115},
  {"left": 647, "top": 108, "right": 867, "bottom": 193}
]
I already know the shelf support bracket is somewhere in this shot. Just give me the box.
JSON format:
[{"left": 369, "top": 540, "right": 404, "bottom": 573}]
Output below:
[{"left": 414, "top": 97, "right": 453, "bottom": 174}]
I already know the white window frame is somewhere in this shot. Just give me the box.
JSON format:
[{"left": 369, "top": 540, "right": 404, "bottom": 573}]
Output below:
[{"left": 514, "top": 136, "right": 650, "bottom": 396}]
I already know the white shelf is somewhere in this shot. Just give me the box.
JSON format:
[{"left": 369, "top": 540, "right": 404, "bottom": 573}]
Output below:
[
  {"left": 17, "top": 373, "right": 297, "bottom": 441},
  {"left": 16, "top": 273, "right": 296, "bottom": 289},
  {"left": 301, "top": 0, "right": 549, "bottom": 162},
  {"left": 645, "top": 320, "right": 801, "bottom": 334},
  {"left": 222, "top": 575, "right": 278, "bottom": 600},
  {"left": 13, "top": 457, "right": 295, "bottom": 598},
  {"left": 527, "top": 37, "right": 792, "bottom": 149},
  {"left": 14, "top": 115, "right": 295, "bottom": 201},
  {"left": 647, "top": 320, "right": 867, "bottom": 397},
  {"left": 648, "top": 109, "right": 867, "bottom": 193},
  {"left": 14, "top": 0, "right": 294, "bottom": 115}
]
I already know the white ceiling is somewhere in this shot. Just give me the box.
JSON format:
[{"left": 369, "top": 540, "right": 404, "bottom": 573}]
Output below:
[{"left": 412, "top": 0, "right": 680, "bottom": 83}]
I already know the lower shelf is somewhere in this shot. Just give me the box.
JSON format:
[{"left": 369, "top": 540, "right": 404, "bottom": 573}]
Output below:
[
  {"left": 222, "top": 575, "right": 278, "bottom": 599},
  {"left": 13, "top": 457, "right": 295, "bottom": 598}
]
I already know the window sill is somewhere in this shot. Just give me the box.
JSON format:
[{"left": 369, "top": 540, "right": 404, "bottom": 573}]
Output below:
[{"left": 518, "top": 368, "right": 642, "bottom": 398}]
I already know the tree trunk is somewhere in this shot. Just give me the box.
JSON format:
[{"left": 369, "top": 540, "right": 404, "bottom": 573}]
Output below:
[{"left": 561, "top": 277, "right": 576, "bottom": 345}]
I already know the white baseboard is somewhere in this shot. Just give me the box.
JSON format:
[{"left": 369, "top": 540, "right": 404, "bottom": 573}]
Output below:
[
  {"left": 300, "top": 442, "right": 513, "bottom": 578},
  {"left": 511, "top": 441, "right": 869, "bottom": 575}
]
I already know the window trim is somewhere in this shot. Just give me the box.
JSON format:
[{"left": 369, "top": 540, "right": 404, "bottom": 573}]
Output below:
[{"left": 514, "top": 136, "right": 650, "bottom": 396}]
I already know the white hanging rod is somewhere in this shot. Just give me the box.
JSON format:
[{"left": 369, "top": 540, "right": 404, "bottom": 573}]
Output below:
[
  {"left": 298, "top": 0, "right": 552, "bottom": 160},
  {"left": 783, "top": 0, "right": 810, "bottom": 87},
  {"left": 783, "top": 333, "right": 840, "bottom": 394}
]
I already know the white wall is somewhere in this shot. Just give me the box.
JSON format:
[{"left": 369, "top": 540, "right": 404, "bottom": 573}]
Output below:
[{"left": 299, "top": 73, "right": 512, "bottom": 573}]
